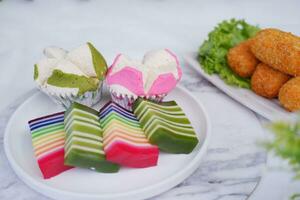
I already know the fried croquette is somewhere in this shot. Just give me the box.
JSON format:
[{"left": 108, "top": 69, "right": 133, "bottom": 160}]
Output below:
[
  {"left": 227, "top": 40, "right": 259, "bottom": 78},
  {"left": 279, "top": 77, "right": 300, "bottom": 111},
  {"left": 251, "top": 63, "right": 290, "bottom": 98},
  {"left": 250, "top": 28, "right": 300, "bottom": 76}
]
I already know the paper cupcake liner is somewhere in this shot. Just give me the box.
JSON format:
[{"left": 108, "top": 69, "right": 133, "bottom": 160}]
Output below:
[
  {"left": 39, "top": 82, "right": 103, "bottom": 108},
  {"left": 110, "top": 91, "right": 166, "bottom": 111}
]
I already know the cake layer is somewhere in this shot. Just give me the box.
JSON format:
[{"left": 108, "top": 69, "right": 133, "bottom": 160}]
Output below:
[
  {"left": 65, "top": 148, "right": 119, "bottom": 173},
  {"left": 28, "top": 112, "right": 73, "bottom": 179},
  {"left": 105, "top": 141, "right": 159, "bottom": 168},
  {"left": 100, "top": 101, "right": 159, "bottom": 168},
  {"left": 101, "top": 110, "right": 139, "bottom": 123},
  {"left": 65, "top": 102, "right": 99, "bottom": 117},
  {"left": 133, "top": 98, "right": 199, "bottom": 154},
  {"left": 101, "top": 101, "right": 136, "bottom": 115},
  {"left": 102, "top": 115, "right": 141, "bottom": 130},
  {"left": 65, "top": 119, "right": 102, "bottom": 136},
  {"left": 64, "top": 102, "right": 119, "bottom": 173}
]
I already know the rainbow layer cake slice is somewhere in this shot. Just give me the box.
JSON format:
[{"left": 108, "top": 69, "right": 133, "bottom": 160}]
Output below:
[
  {"left": 100, "top": 102, "right": 159, "bottom": 168},
  {"left": 133, "top": 98, "right": 199, "bottom": 154},
  {"left": 64, "top": 102, "right": 119, "bottom": 173},
  {"left": 28, "top": 112, "right": 73, "bottom": 179}
]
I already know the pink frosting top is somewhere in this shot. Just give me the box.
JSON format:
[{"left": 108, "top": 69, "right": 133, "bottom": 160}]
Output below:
[{"left": 106, "top": 49, "right": 182, "bottom": 96}]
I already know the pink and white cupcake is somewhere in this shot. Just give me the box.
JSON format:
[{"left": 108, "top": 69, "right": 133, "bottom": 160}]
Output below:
[{"left": 106, "top": 49, "right": 182, "bottom": 110}]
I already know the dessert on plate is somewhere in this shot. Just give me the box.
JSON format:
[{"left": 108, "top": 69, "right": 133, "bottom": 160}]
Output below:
[
  {"left": 64, "top": 102, "right": 120, "bottom": 173},
  {"left": 28, "top": 112, "right": 73, "bottom": 179},
  {"left": 133, "top": 98, "right": 199, "bottom": 154},
  {"left": 100, "top": 101, "right": 159, "bottom": 168},
  {"left": 34, "top": 42, "right": 107, "bottom": 108},
  {"left": 106, "top": 49, "right": 182, "bottom": 110}
]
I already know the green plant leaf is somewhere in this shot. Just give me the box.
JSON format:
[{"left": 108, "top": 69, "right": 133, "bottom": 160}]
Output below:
[
  {"left": 291, "top": 193, "right": 300, "bottom": 200},
  {"left": 198, "top": 19, "right": 260, "bottom": 88},
  {"left": 265, "top": 117, "right": 300, "bottom": 197}
]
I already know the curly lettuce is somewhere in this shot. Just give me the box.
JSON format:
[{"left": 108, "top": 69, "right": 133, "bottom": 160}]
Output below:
[{"left": 198, "top": 19, "right": 260, "bottom": 88}]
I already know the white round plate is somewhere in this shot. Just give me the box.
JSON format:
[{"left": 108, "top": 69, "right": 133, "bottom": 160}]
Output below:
[{"left": 4, "top": 85, "right": 210, "bottom": 200}]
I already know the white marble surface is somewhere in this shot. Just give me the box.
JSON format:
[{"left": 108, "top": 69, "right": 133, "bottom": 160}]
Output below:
[{"left": 0, "top": 0, "right": 299, "bottom": 199}]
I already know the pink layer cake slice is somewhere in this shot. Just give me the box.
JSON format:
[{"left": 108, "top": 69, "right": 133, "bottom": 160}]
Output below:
[
  {"left": 100, "top": 102, "right": 159, "bottom": 168},
  {"left": 28, "top": 112, "right": 73, "bottom": 179}
]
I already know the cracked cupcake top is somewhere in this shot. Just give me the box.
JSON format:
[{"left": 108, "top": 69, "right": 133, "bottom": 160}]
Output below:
[
  {"left": 106, "top": 49, "right": 182, "bottom": 97},
  {"left": 34, "top": 42, "right": 107, "bottom": 96}
]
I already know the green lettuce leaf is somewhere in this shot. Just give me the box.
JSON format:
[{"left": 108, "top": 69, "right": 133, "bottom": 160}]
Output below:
[{"left": 198, "top": 19, "right": 260, "bottom": 88}]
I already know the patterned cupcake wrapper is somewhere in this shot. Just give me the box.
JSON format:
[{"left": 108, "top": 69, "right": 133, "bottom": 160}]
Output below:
[
  {"left": 39, "top": 82, "right": 103, "bottom": 108},
  {"left": 110, "top": 91, "right": 166, "bottom": 111}
]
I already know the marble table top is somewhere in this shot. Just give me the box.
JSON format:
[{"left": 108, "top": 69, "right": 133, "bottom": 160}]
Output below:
[{"left": 0, "top": 0, "right": 300, "bottom": 199}]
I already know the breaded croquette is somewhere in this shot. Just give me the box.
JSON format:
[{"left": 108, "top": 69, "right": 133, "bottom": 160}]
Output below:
[
  {"left": 251, "top": 63, "right": 290, "bottom": 98},
  {"left": 279, "top": 77, "right": 300, "bottom": 111},
  {"left": 250, "top": 28, "right": 300, "bottom": 76},
  {"left": 227, "top": 40, "right": 259, "bottom": 78}
]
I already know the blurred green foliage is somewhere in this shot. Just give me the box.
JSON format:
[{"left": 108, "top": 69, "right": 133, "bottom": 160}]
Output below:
[{"left": 266, "top": 118, "right": 300, "bottom": 199}]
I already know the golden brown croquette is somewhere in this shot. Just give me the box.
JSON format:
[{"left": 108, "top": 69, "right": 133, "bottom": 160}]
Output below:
[
  {"left": 251, "top": 63, "right": 290, "bottom": 98},
  {"left": 227, "top": 40, "right": 259, "bottom": 78},
  {"left": 279, "top": 77, "right": 300, "bottom": 112},
  {"left": 250, "top": 28, "right": 300, "bottom": 76}
]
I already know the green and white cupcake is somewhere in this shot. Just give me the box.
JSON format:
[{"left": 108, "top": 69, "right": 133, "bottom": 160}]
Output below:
[{"left": 34, "top": 42, "right": 107, "bottom": 108}]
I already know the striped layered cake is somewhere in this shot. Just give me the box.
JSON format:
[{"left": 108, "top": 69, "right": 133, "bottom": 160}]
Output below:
[
  {"left": 100, "top": 102, "right": 159, "bottom": 168},
  {"left": 133, "top": 98, "right": 199, "bottom": 154},
  {"left": 28, "top": 112, "right": 73, "bottom": 179},
  {"left": 64, "top": 102, "right": 119, "bottom": 173}
]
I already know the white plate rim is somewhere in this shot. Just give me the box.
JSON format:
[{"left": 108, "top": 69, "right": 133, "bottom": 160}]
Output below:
[
  {"left": 4, "top": 85, "right": 211, "bottom": 200},
  {"left": 184, "top": 52, "right": 298, "bottom": 122}
]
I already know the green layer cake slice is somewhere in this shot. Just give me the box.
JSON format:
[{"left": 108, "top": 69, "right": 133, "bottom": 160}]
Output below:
[
  {"left": 133, "top": 98, "right": 199, "bottom": 154},
  {"left": 64, "top": 102, "right": 119, "bottom": 172}
]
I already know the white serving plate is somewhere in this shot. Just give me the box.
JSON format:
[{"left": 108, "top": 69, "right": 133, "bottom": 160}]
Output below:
[
  {"left": 4, "top": 85, "right": 210, "bottom": 200},
  {"left": 185, "top": 52, "right": 298, "bottom": 122}
]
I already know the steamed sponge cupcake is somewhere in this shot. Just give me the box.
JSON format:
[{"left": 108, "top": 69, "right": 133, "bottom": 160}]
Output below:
[
  {"left": 106, "top": 49, "right": 182, "bottom": 110},
  {"left": 34, "top": 42, "right": 107, "bottom": 108}
]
